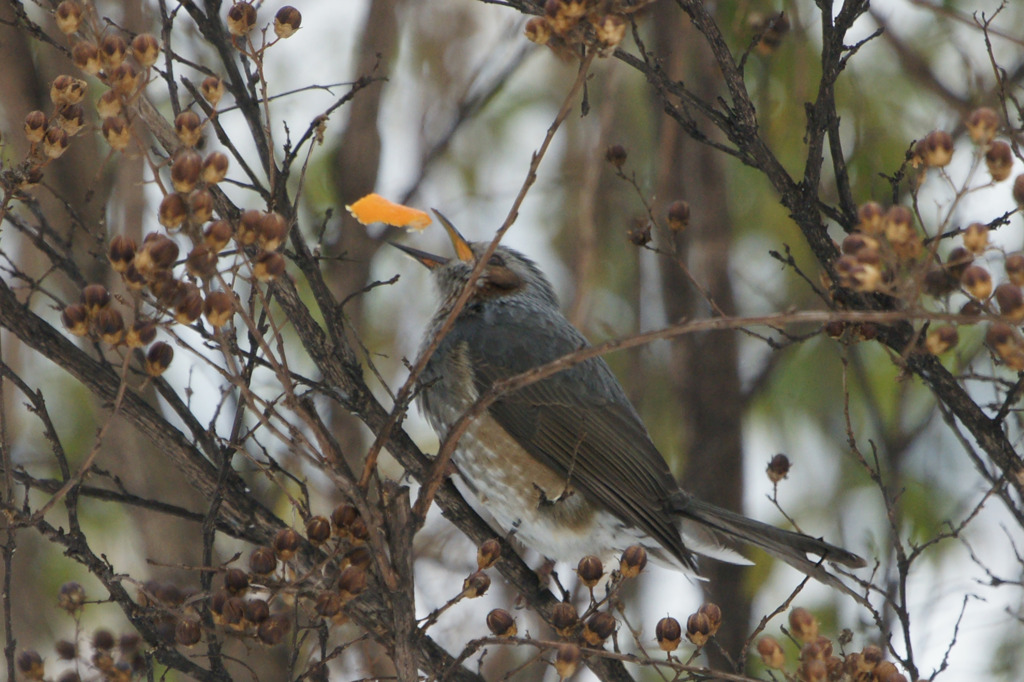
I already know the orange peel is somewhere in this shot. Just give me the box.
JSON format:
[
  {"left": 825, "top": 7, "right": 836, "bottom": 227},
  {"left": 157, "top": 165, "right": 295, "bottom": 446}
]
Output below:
[{"left": 346, "top": 193, "right": 432, "bottom": 231}]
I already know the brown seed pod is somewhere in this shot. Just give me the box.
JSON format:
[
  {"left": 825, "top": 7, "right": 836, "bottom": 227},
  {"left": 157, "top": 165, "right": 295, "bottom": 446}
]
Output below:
[
  {"left": 249, "top": 546, "right": 277, "bottom": 575},
  {"left": 524, "top": 16, "right": 552, "bottom": 45},
  {"left": 667, "top": 200, "right": 690, "bottom": 231},
  {"left": 205, "top": 220, "right": 234, "bottom": 251},
  {"left": 274, "top": 6, "right": 301, "bottom": 38},
  {"left": 55, "top": 1, "right": 83, "bottom": 35},
  {"left": 223, "top": 567, "right": 249, "bottom": 594},
  {"left": 246, "top": 598, "right": 270, "bottom": 624},
  {"left": 258, "top": 211, "right": 289, "bottom": 251},
  {"left": 236, "top": 209, "right": 262, "bottom": 246},
  {"left": 985, "top": 141, "right": 1013, "bottom": 182},
  {"left": 109, "top": 63, "right": 139, "bottom": 95},
  {"left": 145, "top": 341, "right": 174, "bottom": 377},
  {"left": 966, "top": 107, "right": 999, "bottom": 144},
  {"left": 995, "top": 283, "right": 1024, "bottom": 322},
  {"left": 227, "top": 2, "right": 258, "bottom": 37},
  {"left": 131, "top": 33, "right": 161, "bottom": 68},
  {"left": 962, "top": 222, "right": 989, "bottom": 254},
  {"left": 757, "top": 636, "right": 785, "bottom": 669},
  {"left": 125, "top": 320, "right": 156, "bottom": 348},
  {"left": 766, "top": 453, "right": 790, "bottom": 483},
  {"left": 43, "top": 126, "right": 70, "bottom": 159},
  {"left": 605, "top": 143, "right": 627, "bottom": 168},
  {"left": 685, "top": 611, "right": 711, "bottom": 647},
  {"left": 554, "top": 642, "right": 581, "bottom": 679},
  {"left": 582, "top": 612, "right": 616, "bottom": 645},
  {"left": 619, "top": 544, "right": 647, "bottom": 578},
  {"left": 916, "top": 130, "right": 954, "bottom": 168},
  {"left": 315, "top": 591, "right": 343, "bottom": 618},
  {"left": 95, "top": 307, "right": 125, "bottom": 345},
  {"left": 175, "top": 617, "right": 201, "bottom": 646},
  {"left": 108, "top": 235, "right": 137, "bottom": 272},
  {"left": 273, "top": 527, "right": 301, "bottom": 561},
  {"left": 171, "top": 149, "right": 203, "bottom": 193},
  {"left": 476, "top": 538, "right": 501, "bottom": 570},
  {"left": 51, "top": 74, "right": 87, "bottom": 106},
  {"left": 72, "top": 41, "right": 101, "bottom": 75},
  {"left": 58, "top": 581, "right": 86, "bottom": 612},
  {"left": 462, "top": 570, "right": 491, "bottom": 598},
  {"left": 201, "top": 76, "right": 225, "bottom": 107},
  {"left": 576, "top": 555, "right": 603, "bottom": 588},
  {"left": 925, "top": 325, "right": 959, "bottom": 355},
  {"left": 655, "top": 616, "right": 682, "bottom": 652},
  {"left": 856, "top": 201, "right": 885, "bottom": 235},
  {"left": 305, "top": 515, "right": 332, "bottom": 546},
  {"left": 486, "top": 608, "right": 517, "bottom": 637},
  {"left": 961, "top": 264, "right": 993, "bottom": 301},
  {"left": 337, "top": 565, "right": 367, "bottom": 601},
  {"left": 175, "top": 111, "right": 203, "bottom": 148},
  {"left": 1014, "top": 174, "right": 1024, "bottom": 207},
  {"left": 188, "top": 188, "right": 214, "bottom": 224},
  {"left": 788, "top": 606, "right": 818, "bottom": 643},
  {"left": 24, "top": 110, "right": 47, "bottom": 143},
  {"left": 62, "top": 303, "right": 89, "bottom": 336},
  {"left": 100, "top": 35, "right": 128, "bottom": 69},
  {"left": 551, "top": 601, "right": 579, "bottom": 638},
  {"left": 257, "top": 614, "right": 290, "bottom": 646},
  {"left": 17, "top": 650, "right": 44, "bottom": 679},
  {"left": 253, "top": 251, "right": 286, "bottom": 281},
  {"left": 698, "top": 603, "right": 722, "bottom": 636},
  {"left": 202, "top": 151, "right": 230, "bottom": 184}
]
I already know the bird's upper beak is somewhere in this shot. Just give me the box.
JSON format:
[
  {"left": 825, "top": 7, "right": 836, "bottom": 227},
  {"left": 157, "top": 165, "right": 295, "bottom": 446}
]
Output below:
[{"left": 390, "top": 209, "right": 474, "bottom": 269}]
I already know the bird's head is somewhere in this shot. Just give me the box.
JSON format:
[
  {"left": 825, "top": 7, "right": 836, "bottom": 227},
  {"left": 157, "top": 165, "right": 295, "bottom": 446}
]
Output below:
[{"left": 392, "top": 211, "right": 559, "bottom": 309}]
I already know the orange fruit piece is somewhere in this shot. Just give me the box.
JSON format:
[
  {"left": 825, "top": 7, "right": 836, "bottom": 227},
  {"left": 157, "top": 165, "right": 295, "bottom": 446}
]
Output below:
[{"left": 346, "top": 193, "right": 431, "bottom": 231}]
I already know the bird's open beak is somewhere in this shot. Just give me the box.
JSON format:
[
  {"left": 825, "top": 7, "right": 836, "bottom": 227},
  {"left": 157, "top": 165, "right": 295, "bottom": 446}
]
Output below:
[{"left": 390, "top": 209, "right": 474, "bottom": 269}]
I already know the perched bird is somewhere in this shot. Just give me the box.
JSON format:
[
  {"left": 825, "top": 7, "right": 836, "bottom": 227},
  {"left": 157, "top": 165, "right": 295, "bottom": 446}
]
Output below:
[{"left": 395, "top": 213, "right": 865, "bottom": 589}]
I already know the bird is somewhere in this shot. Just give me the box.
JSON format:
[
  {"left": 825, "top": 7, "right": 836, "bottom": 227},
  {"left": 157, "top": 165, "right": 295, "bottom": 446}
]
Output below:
[{"left": 393, "top": 212, "right": 866, "bottom": 591}]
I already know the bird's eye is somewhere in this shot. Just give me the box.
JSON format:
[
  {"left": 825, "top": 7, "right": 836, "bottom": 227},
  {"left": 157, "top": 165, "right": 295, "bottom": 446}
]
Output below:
[{"left": 487, "top": 254, "right": 505, "bottom": 267}]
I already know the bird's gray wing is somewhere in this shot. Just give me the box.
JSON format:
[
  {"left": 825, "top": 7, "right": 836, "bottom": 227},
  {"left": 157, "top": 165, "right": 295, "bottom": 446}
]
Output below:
[{"left": 454, "top": 303, "right": 696, "bottom": 568}]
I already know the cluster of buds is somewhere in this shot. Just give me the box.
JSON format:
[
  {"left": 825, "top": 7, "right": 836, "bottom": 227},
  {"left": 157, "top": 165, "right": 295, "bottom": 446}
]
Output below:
[
  {"left": 16, "top": 70, "right": 93, "bottom": 185},
  {"left": 756, "top": 607, "right": 908, "bottom": 682},
  {"left": 524, "top": 0, "right": 627, "bottom": 56},
  {"left": 227, "top": 3, "right": 302, "bottom": 43}
]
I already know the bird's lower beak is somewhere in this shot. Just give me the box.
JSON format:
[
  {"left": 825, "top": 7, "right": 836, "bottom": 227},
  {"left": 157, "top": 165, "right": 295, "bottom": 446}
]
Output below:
[
  {"left": 433, "top": 210, "right": 474, "bottom": 262},
  {"left": 390, "top": 242, "right": 448, "bottom": 270}
]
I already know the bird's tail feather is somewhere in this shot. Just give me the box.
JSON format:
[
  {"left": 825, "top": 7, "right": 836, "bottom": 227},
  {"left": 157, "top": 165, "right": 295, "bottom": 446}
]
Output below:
[{"left": 671, "top": 495, "right": 867, "bottom": 602}]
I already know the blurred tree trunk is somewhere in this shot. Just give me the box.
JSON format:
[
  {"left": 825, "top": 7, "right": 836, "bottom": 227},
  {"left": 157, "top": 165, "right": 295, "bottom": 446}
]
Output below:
[{"left": 651, "top": 4, "right": 751, "bottom": 664}]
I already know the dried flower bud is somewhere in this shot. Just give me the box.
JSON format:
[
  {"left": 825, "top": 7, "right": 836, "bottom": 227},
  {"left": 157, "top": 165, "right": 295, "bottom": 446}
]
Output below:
[
  {"left": 1014, "top": 174, "right": 1024, "bottom": 207},
  {"left": 249, "top": 546, "right": 277, "bottom": 575},
  {"left": 171, "top": 150, "right": 202, "bottom": 193},
  {"left": 835, "top": 255, "right": 881, "bottom": 292},
  {"left": 524, "top": 16, "right": 552, "bottom": 45},
  {"left": 576, "top": 555, "right": 603, "bottom": 587},
  {"left": 258, "top": 211, "right": 289, "bottom": 250},
  {"left": 257, "top": 614, "right": 290, "bottom": 646},
  {"left": 55, "top": 103, "right": 85, "bottom": 136},
  {"left": 685, "top": 611, "right": 712, "bottom": 647},
  {"left": 186, "top": 189, "right": 213, "bottom": 224},
  {"left": 72, "top": 41, "right": 101, "bottom": 75},
  {"left": 93, "top": 629, "right": 115, "bottom": 651},
  {"left": 55, "top": 639, "right": 77, "bottom": 660},
  {"left": 823, "top": 320, "right": 845, "bottom": 338},
  {"left": 987, "top": 322, "right": 1018, "bottom": 354},
  {"left": 156, "top": 195, "right": 188, "bottom": 234},
  {"left": 788, "top": 607, "right": 818, "bottom": 643},
  {"left": 221, "top": 567, "right": 248, "bottom": 595},
  {"left": 51, "top": 74, "right": 87, "bottom": 106},
  {"left": 751, "top": 12, "right": 790, "bottom": 54},
  {"left": 766, "top": 453, "right": 790, "bottom": 483},
  {"left": 477, "top": 538, "right": 501, "bottom": 570},
  {"left": 81, "top": 283, "right": 111, "bottom": 313},
  {"left": 985, "top": 141, "right": 1013, "bottom": 182},
  {"left": 859, "top": 644, "right": 883, "bottom": 673},
  {"left": 17, "top": 650, "right": 44, "bottom": 679},
  {"left": 337, "top": 566, "right": 367, "bottom": 600},
  {"left": 274, "top": 6, "right": 301, "bottom": 38},
  {"left": 343, "top": 545, "right": 372, "bottom": 571},
  {"left": 24, "top": 110, "right": 47, "bottom": 143},
  {"left": 551, "top": 601, "right": 579, "bottom": 638},
  {"left": 656, "top": 616, "right": 682, "bottom": 652},
  {"left": 315, "top": 591, "right": 343, "bottom": 618},
  {"left": 58, "top": 581, "right": 86, "bottom": 612},
  {"left": 594, "top": 14, "right": 626, "bottom": 48},
  {"left": 246, "top": 598, "right": 270, "bottom": 623},
  {"left": 253, "top": 250, "right": 286, "bottom": 281},
  {"left": 97, "top": 90, "right": 122, "bottom": 118},
  {"left": 856, "top": 201, "right": 884, "bottom": 235},
  {"left": 95, "top": 307, "right": 125, "bottom": 344},
  {"left": 131, "top": 33, "right": 160, "bottom": 68},
  {"left": 62, "top": 303, "right": 89, "bottom": 336},
  {"left": 175, "top": 111, "right": 203, "bottom": 148},
  {"left": 101, "top": 116, "right": 131, "bottom": 151},
  {"left": 236, "top": 209, "right": 262, "bottom": 246},
  {"left": 331, "top": 503, "right": 360, "bottom": 535},
  {"left": 273, "top": 527, "right": 301, "bottom": 561},
  {"left": 619, "top": 544, "right": 647, "bottom": 578},
  {"left": 100, "top": 35, "right": 128, "bottom": 69},
  {"left": 175, "top": 618, "right": 201, "bottom": 646},
  {"left": 582, "top": 612, "right": 616, "bottom": 645},
  {"left": 627, "top": 221, "right": 651, "bottom": 246},
  {"left": 209, "top": 589, "right": 229, "bottom": 618},
  {"left": 55, "top": 1, "right": 83, "bottom": 34},
  {"left": 1006, "top": 253, "right": 1024, "bottom": 287},
  {"left": 923, "top": 267, "right": 956, "bottom": 297},
  {"left": 841, "top": 233, "right": 880, "bottom": 264},
  {"left": 227, "top": 2, "right": 257, "bottom": 37},
  {"left": 916, "top": 130, "right": 953, "bottom": 168},
  {"left": 462, "top": 570, "right": 491, "bottom": 598},
  {"left": 43, "top": 126, "right": 70, "bottom": 159},
  {"left": 995, "top": 283, "right": 1024, "bottom": 322},
  {"left": 554, "top": 643, "right": 581, "bottom": 679},
  {"left": 305, "top": 515, "right": 332, "bottom": 546},
  {"left": 757, "top": 636, "right": 785, "bottom": 669},
  {"left": 925, "top": 325, "right": 959, "bottom": 355},
  {"left": 966, "top": 107, "right": 999, "bottom": 145},
  {"left": 961, "top": 265, "right": 993, "bottom": 300},
  {"left": 605, "top": 143, "right": 627, "bottom": 168},
  {"left": 667, "top": 200, "right": 690, "bottom": 231},
  {"left": 201, "top": 76, "right": 225, "bottom": 106},
  {"left": 205, "top": 220, "right": 234, "bottom": 250},
  {"left": 963, "top": 222, "right": 989, "bottom": 254},
  {"left": 109, "top": 63, "right": 139, "bottom": 95},
  {"left": 486, "top": 608, "right": 517, "bottom": 637},
  {"left": 145, "top": 341, "right": 174, "bottom": 376},
  {"left": 174, "top": 287, "right": 203, "bottom": 325},
  {"left": 149, "top": 270, "right": 182, "bottom": 304},
  {"left": 125, "top": 320, "right": 156, "bottom": 348},
  {"left": 698, "top": 603, "right": 721, "bottom": 636},
  {"left": 123, "top": 264, "right": 146, "bottom": 290},
  {"left": 202, "top": 151, "right": 229, "bottom": 184},
  {"left": 883, "top": 204, "right": 914, "bottom": 240},
  {"left": 944, "top": 246, "right": 973, "bottom": 280}
]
